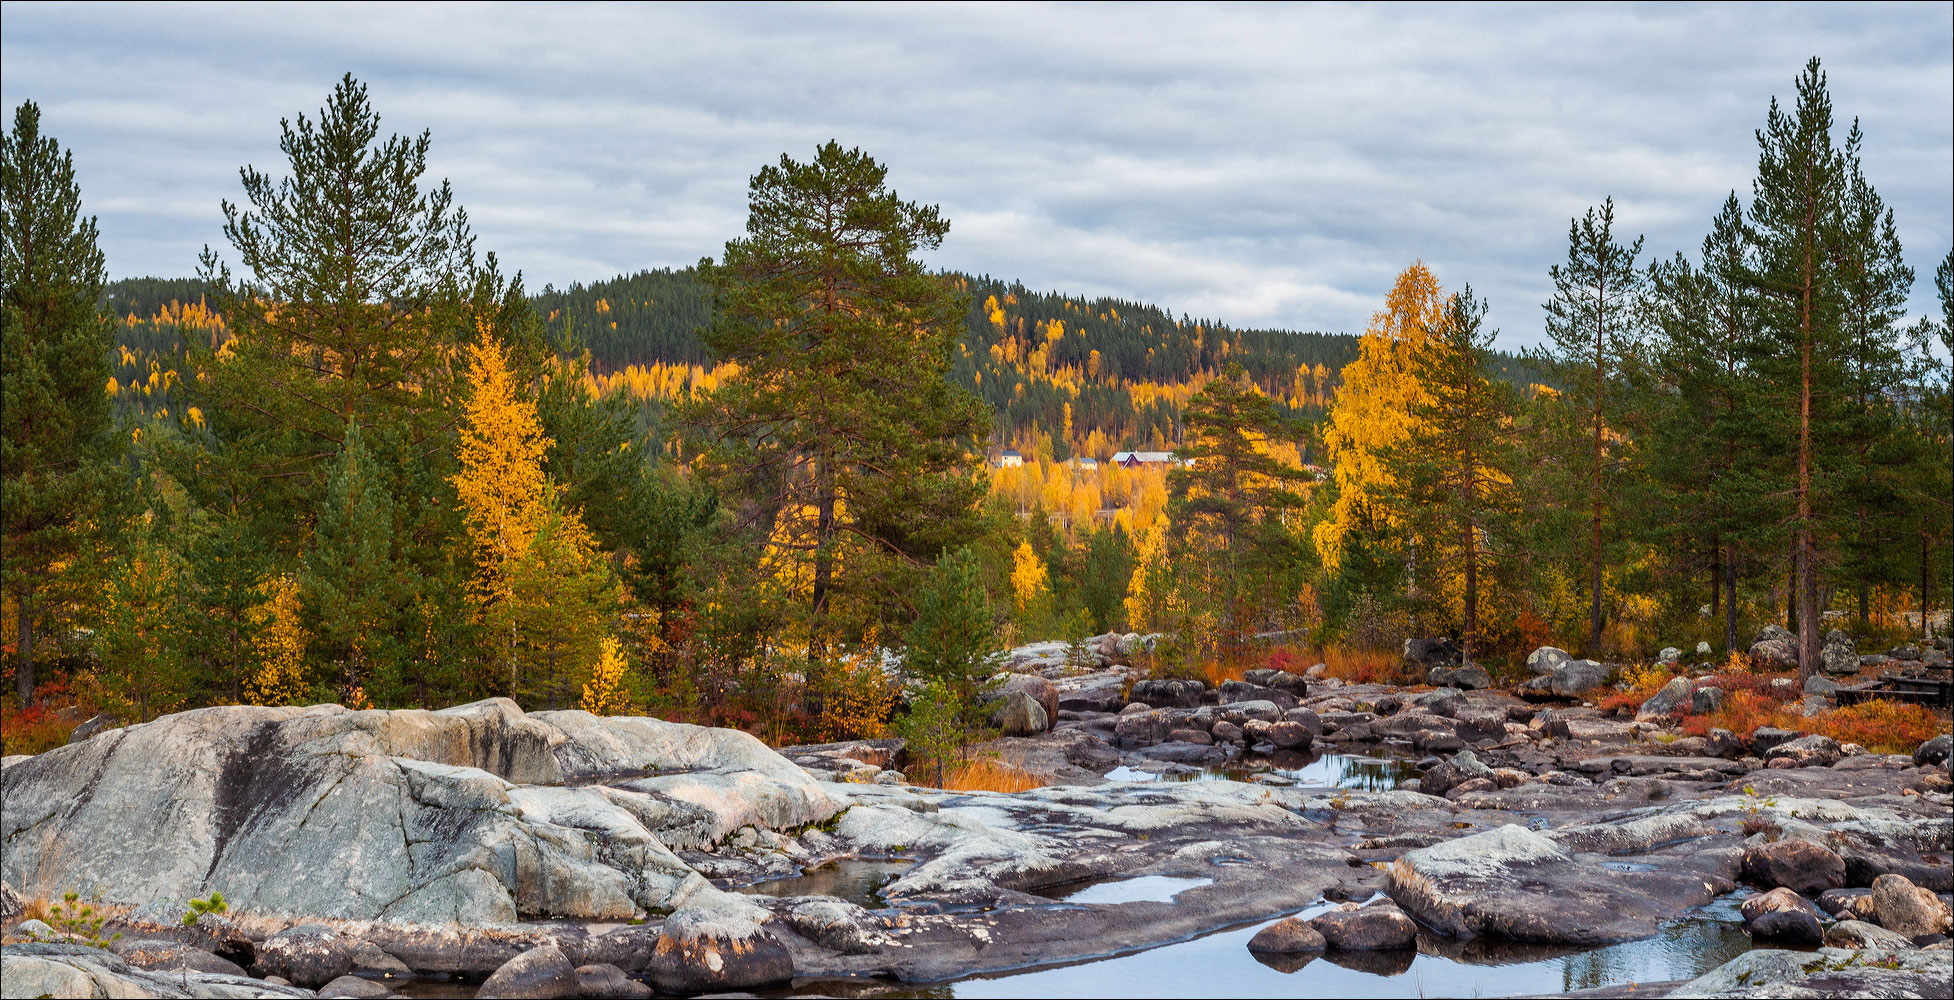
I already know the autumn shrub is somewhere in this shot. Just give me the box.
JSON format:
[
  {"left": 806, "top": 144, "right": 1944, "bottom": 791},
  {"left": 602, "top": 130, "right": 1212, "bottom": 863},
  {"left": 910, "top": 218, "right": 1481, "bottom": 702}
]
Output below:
[
  {"left": 1810, "top": 700, "right": 1947, "bottom": 754},
  {"left": 938, "top": 757, "right": 1047, "bottom": 793},
  {"left": 0, "top": 673, "right": 83, "bottom": 755},
  {"left": 1262, "top": 647, "right": 1308, "bottom": 675},
  {"left": 1317, "top": 647, "right": 1409, "bottom": 685},
  {"left": 1678, "top": 689, "right": 1802, "bottom": 739}
]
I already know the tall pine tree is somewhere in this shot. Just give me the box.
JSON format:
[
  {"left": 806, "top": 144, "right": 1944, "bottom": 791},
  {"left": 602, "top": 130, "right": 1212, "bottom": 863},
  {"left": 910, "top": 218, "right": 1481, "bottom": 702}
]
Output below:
[{"left": 1, "top": 102, "right": 124, "bottom": 707}]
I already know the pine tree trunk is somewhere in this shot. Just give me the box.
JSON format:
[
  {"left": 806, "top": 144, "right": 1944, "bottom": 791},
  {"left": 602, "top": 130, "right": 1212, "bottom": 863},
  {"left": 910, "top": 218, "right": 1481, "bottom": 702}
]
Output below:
[
  {"left": 1725, "top": 560, "right": 1739, "bottom": 654},
  {"left": 1710, "top": 536, "right": 1723, "bottom": 619},
  {"left": 1463, "top": 520, "right": 1478, "bottom": 665},
  {"left": 14, "top": 587, "right": 34, "bottom": 709},
  {"left": 1796, "top": 332, "right": 1818, "bottom": 684},
  {"left": 1923, "top": 534, "right": 1933, "bottom": 640}
]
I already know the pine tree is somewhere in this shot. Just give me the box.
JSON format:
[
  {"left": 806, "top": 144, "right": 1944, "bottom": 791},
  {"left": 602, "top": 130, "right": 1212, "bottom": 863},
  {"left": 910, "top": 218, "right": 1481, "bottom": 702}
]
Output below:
[
  {"left": 899, "top": 546, "right": 1000, "bottom": 779},
  {"left": 1377, "top": 287, "right": 1519, "bottom": 663},
  {"left": 1742, "top": 58, "right": 1853, "bottom": 681},
  {"left": 1, "top": 102, "right": 124, "bottom": 707},
  {"left": 1529, "top": 197, "right": 1645, "bottom": 656},
  {"left": 1166, "top": 363, "right": 1311, "bottom": 652},
  {"left": 688, "top": 142, "right": 990, "bottom": 653},
  {"left": 97, "top": 513, "right": 192, "bottom": 721}
]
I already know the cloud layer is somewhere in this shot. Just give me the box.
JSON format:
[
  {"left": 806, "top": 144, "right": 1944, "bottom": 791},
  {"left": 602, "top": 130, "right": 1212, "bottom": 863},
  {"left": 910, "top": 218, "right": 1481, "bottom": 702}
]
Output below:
[{"left": 3, "top": 3, "right": 1948, "bottom": 345}]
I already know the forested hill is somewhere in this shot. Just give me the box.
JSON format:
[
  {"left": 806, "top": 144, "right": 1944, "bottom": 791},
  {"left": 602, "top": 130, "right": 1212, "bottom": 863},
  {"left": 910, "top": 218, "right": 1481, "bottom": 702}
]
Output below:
[{"left": 100, "top": 268, "right": 1525, "bottom": 455}]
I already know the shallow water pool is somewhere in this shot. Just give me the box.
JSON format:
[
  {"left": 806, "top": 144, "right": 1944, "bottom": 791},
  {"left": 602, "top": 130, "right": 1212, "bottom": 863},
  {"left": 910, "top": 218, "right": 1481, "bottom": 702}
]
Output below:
[
  {"left": 735, "top": 857, "right": 918, "bottom": 908},
  {"left": 1109, "top": 746, "right": 1419, "bottom": 792}
]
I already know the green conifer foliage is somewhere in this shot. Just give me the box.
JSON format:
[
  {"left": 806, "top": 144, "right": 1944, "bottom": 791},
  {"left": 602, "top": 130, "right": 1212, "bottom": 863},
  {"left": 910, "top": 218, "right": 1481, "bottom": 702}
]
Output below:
[
  {"left": 1, "top": 102, "right": 124, "bottom": 707},
  {"left": 303, "top": 422, "right": 403, "bottom": 702}
]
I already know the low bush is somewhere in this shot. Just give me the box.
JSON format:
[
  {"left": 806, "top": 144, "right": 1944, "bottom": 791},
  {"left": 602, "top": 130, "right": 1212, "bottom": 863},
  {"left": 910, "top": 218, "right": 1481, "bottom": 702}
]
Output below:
[{"left": 1812, "top": 700, "right": 1947, "bottom": 755}]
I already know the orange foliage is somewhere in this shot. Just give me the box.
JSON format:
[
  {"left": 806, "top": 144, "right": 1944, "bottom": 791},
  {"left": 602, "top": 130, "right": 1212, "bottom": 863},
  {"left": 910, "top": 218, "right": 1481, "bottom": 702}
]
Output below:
[
  {"left": 1805, "top": 700, "right": 1947, "bottom": 754},
  {"left": 1314, "top": 647, "right": 1406, "bottom": 685},
  {"left": 938, "top": 757, "right": 1048, "bottom": 793}
]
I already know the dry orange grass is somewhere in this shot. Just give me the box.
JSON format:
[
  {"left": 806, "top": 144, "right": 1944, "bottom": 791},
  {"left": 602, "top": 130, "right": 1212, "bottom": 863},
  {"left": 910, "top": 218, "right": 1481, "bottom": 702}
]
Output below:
[
  {"left": 1317, "top": 647, "right": 1406, "bottom": 685},
  {"left": 939, "top": 757, "right": 1048, "bottom": 793}
]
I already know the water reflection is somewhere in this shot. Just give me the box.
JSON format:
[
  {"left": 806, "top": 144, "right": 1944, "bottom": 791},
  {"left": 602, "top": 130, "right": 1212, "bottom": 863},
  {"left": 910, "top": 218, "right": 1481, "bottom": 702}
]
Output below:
[
  {"left": 734, "top": 857, "right": 917, "bottom": 908},
  {"left": 1034, "top": 875, "right": 1213, "bottom": 905},
  {"left": 1106, "top": 747, "right": 1418, "bottom": 792}
]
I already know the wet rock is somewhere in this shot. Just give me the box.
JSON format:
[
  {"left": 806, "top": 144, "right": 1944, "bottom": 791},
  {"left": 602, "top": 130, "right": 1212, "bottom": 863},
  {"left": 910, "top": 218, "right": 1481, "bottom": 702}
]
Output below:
[
  {"left": 1740, "top": 886, "right": 1825, "bottom": 923},
  {"left": 646, "top": 908, "right": 794, "bottom": 994},
  {"left": 256, "top": 922, "right": 356, "bottom": 987},
  {"left": 1389, "top": 824, "right": 1719, "bottom": 944},
  {"left": 1764, "top": 734, "right": 1843, "bottom": 768},
  {"left": 1825, "top": 919, "right": 1917, "bottom": 950},
  {"left": 577, "top": 962, "right": 655, "bottom": 999},
  {"left": 1668, "top": 945, "right": 1951, "bottom": 997},
  {"left": 1747, "top": 908, "right": 1823, "bottom": 945},
  {"left": 1637, "top": 676, "right": 1693, "bottom": 719},
  {"left": 1742, "top": 839, "right": 1846, "bottom": 895},
  {"left": 1129, "top": 678, "right": 1204, "bottom": 709},
  {"left": 1310, "top": 900, "right": 1418, "bottom": 950},
  {"left": 1246, "top": 916, "right": 1326, "bottom": 953},
  {"left": 1419, "top": 748, "right": 1494, "bottom": 797},
  {"left": 1427, "top": 663, "right": 1492, "bottom": 690},
  {"left": 479, "top": 943, "right": 579, "bottom": 999},
  {"left": 1871, "top": 874, "right": 1953, "bottom": 937},
  {"left": 320, "top": 974, "right": 395, "bottom": 998},
  {"left": 1266, "top": 721, "right": 1312, "bottom": 749}
]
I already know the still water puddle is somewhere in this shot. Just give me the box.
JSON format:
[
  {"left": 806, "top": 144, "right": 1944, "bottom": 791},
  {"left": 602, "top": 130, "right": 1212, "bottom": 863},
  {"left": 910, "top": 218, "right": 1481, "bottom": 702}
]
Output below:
[
  {"left": 1035, "top": 875, "right": 1213, "bottom": 905},
  {"left": 734, "top": 858, "right": 917, "bottom": 908},
  {"left": 1108, "top": 747, "right": 1418, "bottom": 792}
]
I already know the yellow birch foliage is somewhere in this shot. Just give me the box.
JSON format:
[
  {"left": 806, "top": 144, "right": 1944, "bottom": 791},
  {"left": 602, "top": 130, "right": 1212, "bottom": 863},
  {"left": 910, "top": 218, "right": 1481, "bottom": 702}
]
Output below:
[
  {"left": 453, "top": 333, "right": 552, "bottom": 588},
  {"left": 245, "top": 574, "right": 310, "bottom": 706},
  {"left": 1010, "top": 541, "right": 1050, "bottom": 618},
  {"left": 1313, "top": 262, "right": 1446, "bottom": 569},
  {"left": 581, "top": 636, "right": 632, "bottom": 715}
]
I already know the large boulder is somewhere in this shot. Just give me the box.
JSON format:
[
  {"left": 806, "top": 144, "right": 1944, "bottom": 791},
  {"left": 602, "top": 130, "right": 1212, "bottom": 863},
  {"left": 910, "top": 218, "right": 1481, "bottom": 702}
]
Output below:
[
  {"left": 1820, "top": 630, "right": 1860, "bottom": 675},
  {"left": 1388, "top": 824, "right": 1719, "bottom": 944},
  {"left": 1309, "top": 900, "right": 1418, "bottom": 950},
  {"left": 1246, "top": 916, "right": 1326, "bottom": 954},
  {"left": 1404, "top": 636, "right": 1463, "bottom": 673},
  {"left": 1871, "top": 874, "right": 1953, "bottom": 937},
  {"left": 1823, "top": 920, "right": 1917, "bottom": 950},
  {"left": 1427, "top": 663, "right": 1492, "bottom": 690},
  {"left": 1527, "top": 646, "right": 1571, "bottom": 676},
  {"left": 1742, "top": 839, "right": 1846, "bottom": 895},
  {"left": 1419, "top": 749, "right": 1494, "bottom": 798},
  {"left": 1739, "top": 886, "right": 1825, "bottom": 924},
  {"left": 994, "top": 673, "right": 1058, "bottom": 726},
  {"left": 645, "top": 907, "right": 794, "bottom": 994},
  {"left": 1746, "top": 908, "right": 1823, "bottom": 946},
  {"left": 1637, "top": 676, "right": 1693, "bottom": 719},
  {"left": 1550, "top": 659, "right": 1611, "bottom": 698},
  {"left": 991, "top": 689, "right": 1051, "bottom": 736},
  {"left": 1749, "top": 624, "right": 1800, "bottom": 670},
  {"left": 1764, "top": 734, "right": 1843, "bottom": 768},
  {"left": 479, "top": 944, "right": 580, "bottom": 999},
  {"left": 1915, "top": 735, "right": 1952, "bottom": 769},
  {"left": 0, "top": 699, "right": 838, "bottom": 923},
  {"left": 1128, "top": 678, "right": 1205, "bottom": 709}
]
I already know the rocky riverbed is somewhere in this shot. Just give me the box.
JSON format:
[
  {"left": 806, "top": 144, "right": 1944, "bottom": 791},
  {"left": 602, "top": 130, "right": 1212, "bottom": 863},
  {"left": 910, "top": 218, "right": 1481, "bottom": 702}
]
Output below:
[{"left": 3, "top": 636, "right": 1951, "bottom": 998}]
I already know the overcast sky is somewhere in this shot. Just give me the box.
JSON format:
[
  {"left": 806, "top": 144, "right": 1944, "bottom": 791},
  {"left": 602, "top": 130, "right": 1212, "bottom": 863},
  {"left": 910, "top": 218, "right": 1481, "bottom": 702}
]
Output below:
[{"left": 3, "top": 3, "right": 1949, "bottom": 346}]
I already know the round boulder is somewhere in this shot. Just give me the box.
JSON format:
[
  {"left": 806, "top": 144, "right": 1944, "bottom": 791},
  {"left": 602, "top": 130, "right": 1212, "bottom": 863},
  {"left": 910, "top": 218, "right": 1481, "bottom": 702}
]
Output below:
[
  {"left": 1310, "top": 900, "right": 1418, "bottom": 950},
  {"left": 1871, "top": 874, "right": 1953, "bottom": 938},
  {"left": 1247, "top": 916, "right": 1326, "bottom": 954},
  {"left": 1742, "top": 839, "right": 1846, "bottom": 895},
  {"left": 478, "top": 943, "right": 578, "bottom": 999},
  {"left": 1747, "top": 909, "right": 1822, "bottom": 946},
  {"left": 646, "top": 908, "right": 794, "bottom": 994},
  {"left": 1739, "top": 887, "right": 1824, "bottom": 924}
]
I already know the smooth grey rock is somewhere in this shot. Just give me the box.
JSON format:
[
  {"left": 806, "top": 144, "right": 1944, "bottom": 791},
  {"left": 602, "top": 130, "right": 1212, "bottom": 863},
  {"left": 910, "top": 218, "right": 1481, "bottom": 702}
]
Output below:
[
  {"left": 992, "top": 689, "right": 1050, "bottom": 737},
  {"left": 1804, "top": 673, "right": 1840, "bottom": 696},
  {"left": 1388, "top": 824, "right": 1720, "bottom": 944},
  {"left": 67, "top": 714, "right": 119, "bottom": 743},
  {"left": 1551, "top": 659, "right": 1611, "bottom": 698},
  {"left": 0, "top": 699, "right": 834, "bottom": 922},
  {"left": 1638, "top": 676, "right": 1693, "bottom": 719},
  {"left": 1747, "top": 908, "right": 1823, "bottom": 945},
  {"left": 479, "top": 943, "right": 578, "bottom": 999},
  {"left": 1427, "top": 663, "right": 1491, "bottom": 690},
  {"left": 1668, "top": 946, "right": 1951, "bottom": 997}
]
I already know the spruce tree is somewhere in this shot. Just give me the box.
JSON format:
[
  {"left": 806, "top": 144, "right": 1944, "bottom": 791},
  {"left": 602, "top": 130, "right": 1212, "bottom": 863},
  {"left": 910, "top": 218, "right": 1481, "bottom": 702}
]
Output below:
[
  {"left": 1528, "top": 197, "right": 1645, "bottom": 656},
  {"left": 688, "top": 142, "right": 991, "bottom": 653},
  {"left": 899, "top": 546, "right": 1000, "bottom": 779},
  {"left": 303, "top": 422, "right": 404, "bottom": 702},
  {"left": 1, "top": 102, "right": 124, "bottom": 707}
]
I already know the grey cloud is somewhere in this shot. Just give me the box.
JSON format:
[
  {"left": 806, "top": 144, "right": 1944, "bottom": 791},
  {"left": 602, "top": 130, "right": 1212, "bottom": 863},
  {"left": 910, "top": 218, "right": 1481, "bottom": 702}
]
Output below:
[{"left": 1, "top": 2, "right": 1947, "bottom": 347}]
